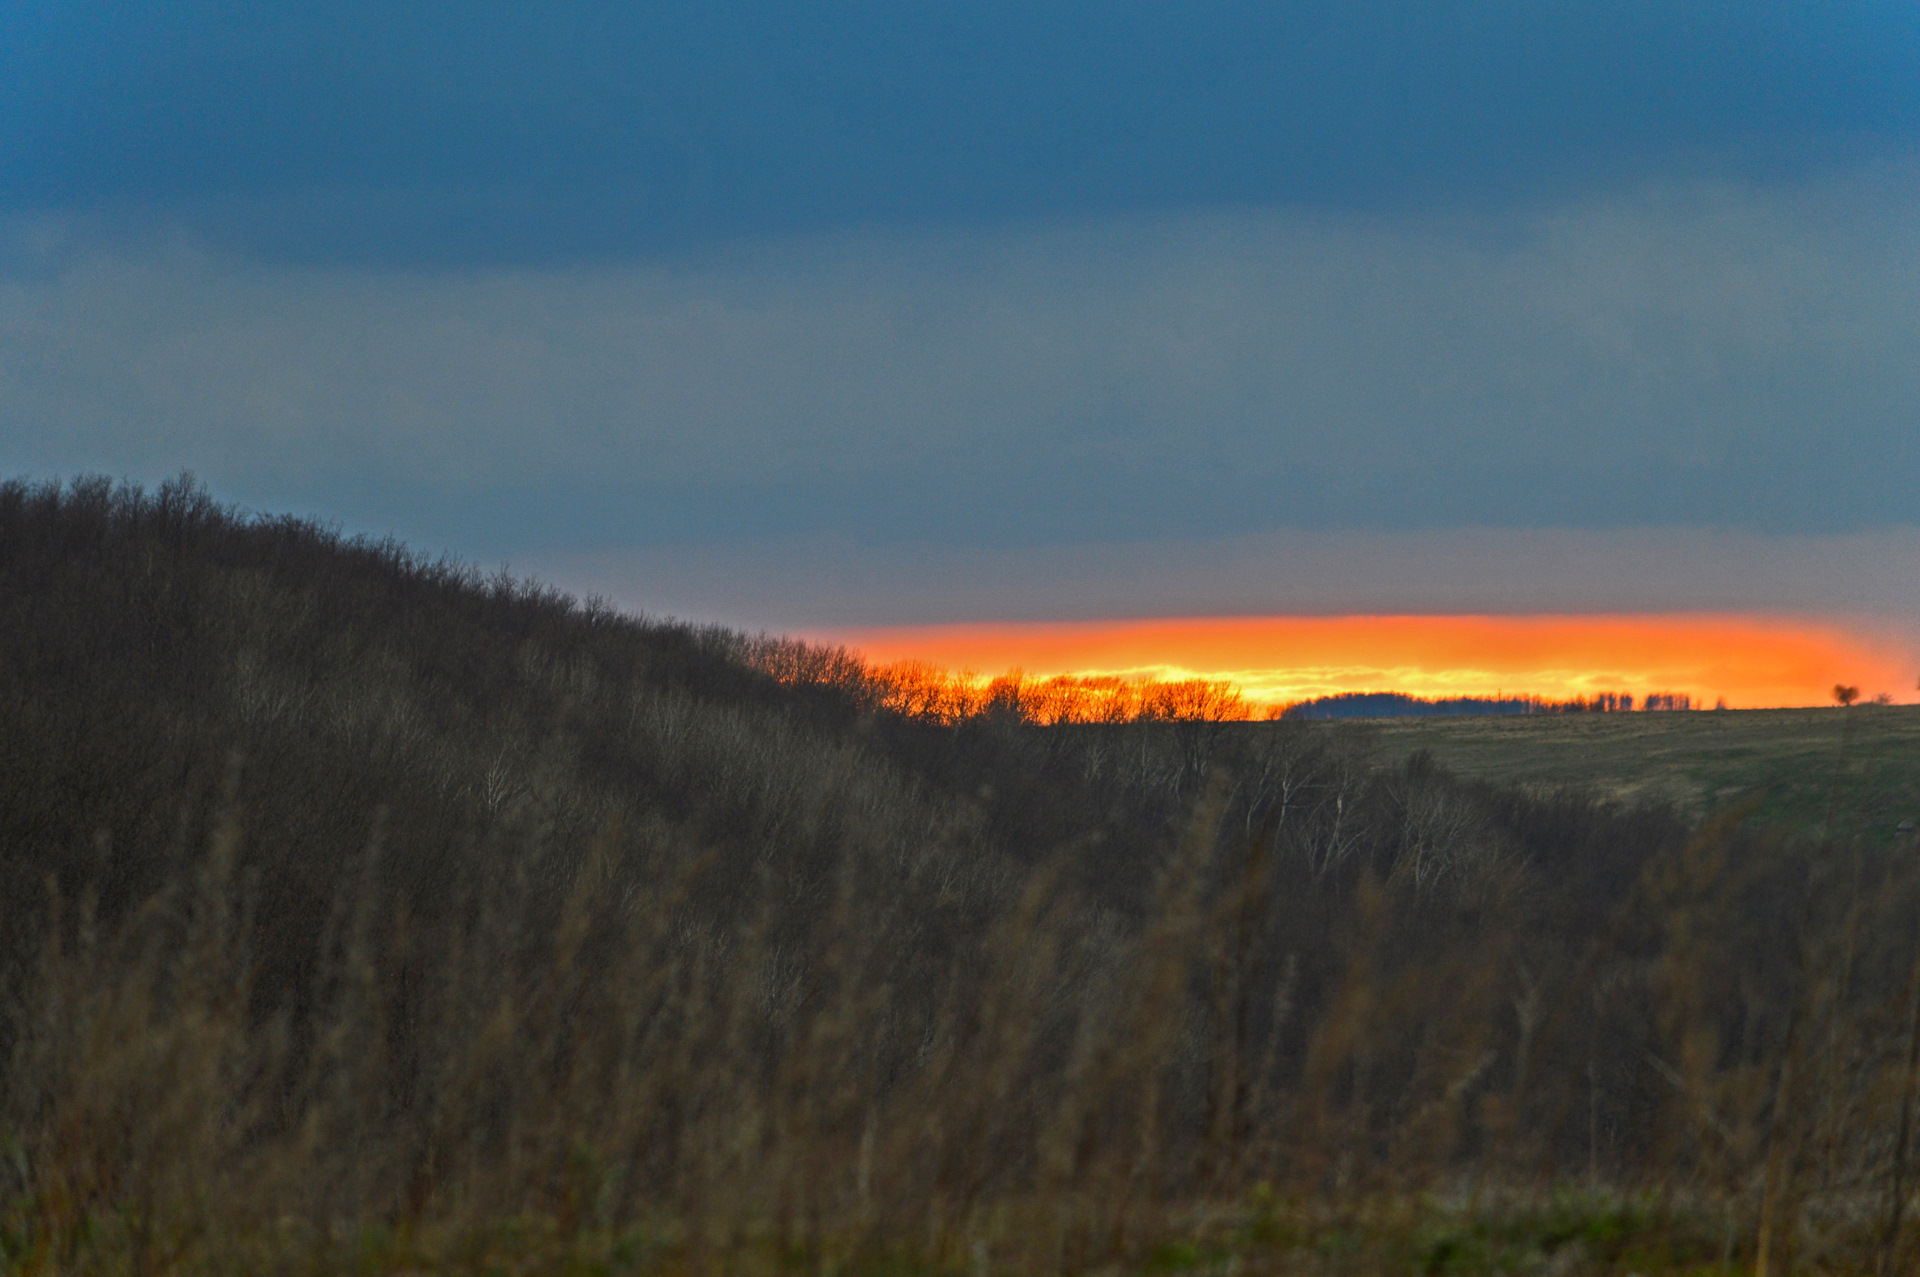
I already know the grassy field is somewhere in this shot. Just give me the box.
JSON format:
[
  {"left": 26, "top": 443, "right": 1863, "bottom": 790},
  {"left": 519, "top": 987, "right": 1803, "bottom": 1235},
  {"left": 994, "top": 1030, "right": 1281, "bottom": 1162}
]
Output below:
[{"left": 1315, "top": 704, "right": 1920, "bottom": 843}]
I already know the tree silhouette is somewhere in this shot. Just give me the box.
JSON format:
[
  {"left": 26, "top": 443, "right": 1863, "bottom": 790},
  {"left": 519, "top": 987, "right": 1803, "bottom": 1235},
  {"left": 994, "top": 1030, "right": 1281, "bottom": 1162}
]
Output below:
[{"left": 1834, "top": 683, "right": 1861, "bottom": 707}]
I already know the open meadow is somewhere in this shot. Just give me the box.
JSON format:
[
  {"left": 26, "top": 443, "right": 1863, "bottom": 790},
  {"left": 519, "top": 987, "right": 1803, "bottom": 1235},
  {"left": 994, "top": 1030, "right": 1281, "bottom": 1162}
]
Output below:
[{"left": 1330, "top": 705, "right": 1920, "bottom": 846}]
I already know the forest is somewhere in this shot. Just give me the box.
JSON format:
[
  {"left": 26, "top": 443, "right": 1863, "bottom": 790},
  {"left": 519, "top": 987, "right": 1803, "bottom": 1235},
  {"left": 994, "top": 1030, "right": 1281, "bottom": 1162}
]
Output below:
[{"left": 2, "top": 475, "right": 1915, "bottom": 1274}]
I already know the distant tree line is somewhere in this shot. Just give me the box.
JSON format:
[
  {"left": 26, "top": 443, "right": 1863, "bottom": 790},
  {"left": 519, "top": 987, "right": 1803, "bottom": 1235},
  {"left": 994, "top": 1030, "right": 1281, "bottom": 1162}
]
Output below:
[
  {"left": 752, "top": 655, "right": 1713, "bottom": 725},
  {"left": 749, "top": 646, "right": 1254, "bottom": 725},
  {"left": 1283, "top": 690, "right": 1694, "bottom": 719}
]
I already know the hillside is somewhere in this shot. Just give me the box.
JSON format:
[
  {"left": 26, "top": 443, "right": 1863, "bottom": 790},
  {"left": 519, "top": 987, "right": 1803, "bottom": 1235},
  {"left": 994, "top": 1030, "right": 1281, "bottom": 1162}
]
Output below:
[
  {"left": 1341, "top": 704, "right": 1920, "bottom": 844},
  {"left": 4, "top": 475, "right": 1920, "bottom": 1274}
]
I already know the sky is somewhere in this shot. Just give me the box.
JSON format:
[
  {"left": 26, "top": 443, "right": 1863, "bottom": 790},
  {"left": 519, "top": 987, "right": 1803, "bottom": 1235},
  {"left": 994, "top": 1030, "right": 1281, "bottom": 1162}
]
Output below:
[
  {"left": 5, "top": 1, "right": 1919, "bottom": 704},
  {"left": 827, "top": 615, "right": 1920, "bottom": 710}
]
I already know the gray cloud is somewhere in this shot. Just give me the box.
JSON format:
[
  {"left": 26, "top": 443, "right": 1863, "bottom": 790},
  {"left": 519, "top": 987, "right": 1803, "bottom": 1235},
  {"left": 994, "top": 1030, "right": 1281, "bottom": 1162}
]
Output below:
[
  {"left": 525, "top": 526, "right": 1920, "bottom": 632},
  {"left": 4, "top": 167, "right": 1918, "bottom": 566}
]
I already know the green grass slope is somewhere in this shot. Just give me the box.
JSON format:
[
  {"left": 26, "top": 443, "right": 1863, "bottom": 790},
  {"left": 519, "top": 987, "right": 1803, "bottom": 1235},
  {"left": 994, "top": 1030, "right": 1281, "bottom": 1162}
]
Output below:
[{"left": 1341, "top": 705, "right": 1920, "bottom": 844}]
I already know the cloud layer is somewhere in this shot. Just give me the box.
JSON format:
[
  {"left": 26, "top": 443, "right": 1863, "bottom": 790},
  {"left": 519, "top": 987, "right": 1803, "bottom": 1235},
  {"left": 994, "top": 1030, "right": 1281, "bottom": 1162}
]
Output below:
[
  {"left": 7, "top": 171, "right": 1919, "bottom": 565},
  {"left": 530, "top": 526, "right": 1920, "bottom": 631},
  {"left": 8, "top": 2, "right": 1916, "bottom": 263}
]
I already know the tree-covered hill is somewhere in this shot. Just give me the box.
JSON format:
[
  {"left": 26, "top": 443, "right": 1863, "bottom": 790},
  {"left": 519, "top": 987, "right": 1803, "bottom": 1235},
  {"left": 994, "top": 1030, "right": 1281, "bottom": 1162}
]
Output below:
[{"left": 3, "top": 475, "right": 1915, "bottom": 1274}]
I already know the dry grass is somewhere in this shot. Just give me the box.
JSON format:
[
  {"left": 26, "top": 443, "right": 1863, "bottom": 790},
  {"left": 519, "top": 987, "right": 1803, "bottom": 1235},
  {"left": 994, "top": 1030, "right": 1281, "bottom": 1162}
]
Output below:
[
  {"left": 8, "top": 785, "right": 1920, "bottom": 1274},
  {"left": 6, "top": 476, "right": 1920, "bottom": 1275}
]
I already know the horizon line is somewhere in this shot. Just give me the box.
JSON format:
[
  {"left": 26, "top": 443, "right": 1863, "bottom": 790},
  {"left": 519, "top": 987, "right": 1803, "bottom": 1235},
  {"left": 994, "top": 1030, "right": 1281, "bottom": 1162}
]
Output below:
[{"left": 811, "top": 611, "right": 1920, "bottom": 711}]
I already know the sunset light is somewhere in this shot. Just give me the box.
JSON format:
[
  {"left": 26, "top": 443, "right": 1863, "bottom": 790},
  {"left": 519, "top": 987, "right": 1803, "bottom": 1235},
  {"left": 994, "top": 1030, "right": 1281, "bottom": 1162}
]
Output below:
[{"left": 821, "top": 614, "right": 1919, "bottom": 712}]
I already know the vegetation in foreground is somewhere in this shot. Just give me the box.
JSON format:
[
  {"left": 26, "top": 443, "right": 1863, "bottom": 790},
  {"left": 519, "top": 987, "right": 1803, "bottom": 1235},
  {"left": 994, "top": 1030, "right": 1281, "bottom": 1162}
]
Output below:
[{"left": 4, "top": 476, "right": 1920, "bottom": 1274}]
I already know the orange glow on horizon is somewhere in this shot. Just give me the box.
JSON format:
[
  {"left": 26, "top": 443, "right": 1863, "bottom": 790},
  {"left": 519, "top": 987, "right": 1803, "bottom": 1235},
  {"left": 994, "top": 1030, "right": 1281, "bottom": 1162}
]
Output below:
[{"left": 814, "top": 615, "right": 1919, "bottom": 711}]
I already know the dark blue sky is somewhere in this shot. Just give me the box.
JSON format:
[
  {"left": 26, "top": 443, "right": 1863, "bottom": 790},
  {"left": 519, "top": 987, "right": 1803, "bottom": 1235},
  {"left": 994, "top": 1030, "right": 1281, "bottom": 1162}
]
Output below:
[
  {"left": 8, "top": 1, "right": 1916, "bottom": 261},
  {"left": 4, "top": 2, "right": 1919, "bottom": 623}
]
